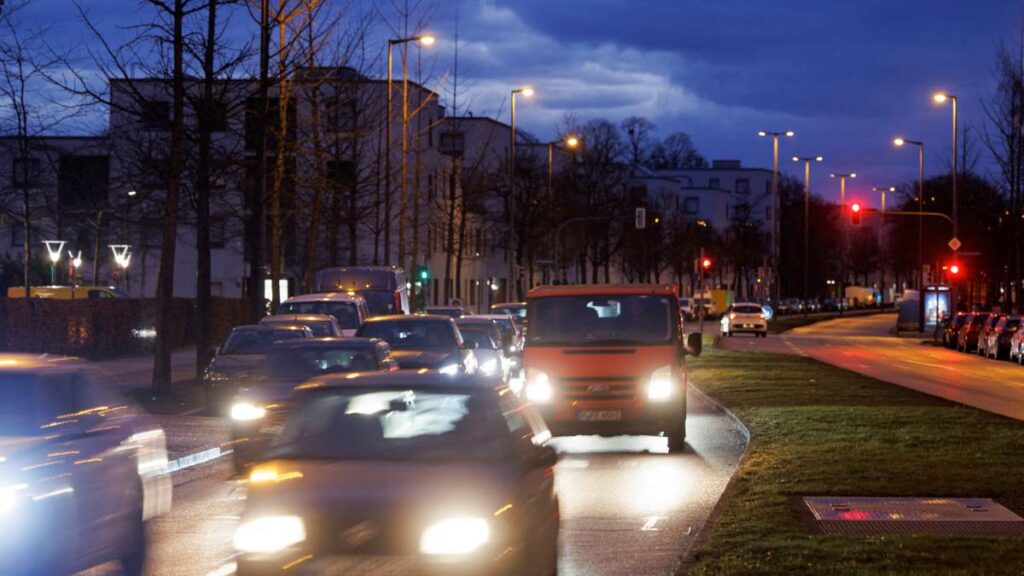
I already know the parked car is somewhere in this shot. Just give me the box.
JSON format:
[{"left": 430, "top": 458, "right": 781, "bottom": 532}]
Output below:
[
  {"left": 7, "top": 285, "right": 128, "bottom": 299},
  {"left": 975, "top": 315, "right": 1002, "bottom": 357},
  {"left": 355, "top": 315, "right": 478, "bottom": 375},
  {"left": 721, "top": 302, "right": 769, "bottom": 337},
  {"left": 228, "top": 338, "right": 397, "bottom": 474},
  {"left": 259, "top": 313, "right": 342, "bottom": 338},
  {"left": 203, "top": 324, "right": 314, "bottom": 414},
  {"left": 1012, "top": 324, "right": 1024, "bottom": 365},
  {"left": 956, "top": 313, "right": 990, "bottom": 353},
  {"left": 0, "top": 356, "right": 172, "bottom": 575},
  {"left": 312, "top": 266, "right": 409, "bottom": 316},
  {"left": 278, "top": 292, "right": 370, "bottom": 336},
  {"left": 942, "top": 313, "right": 967, "bottom": 348},
  {"left": 233, "top": 372, "right": 559, "bottom": 576},
  {"left": 456, "top": 317, "right": 511, "bottom": 384},
  {"left": 424, "top": 305, "right": 465, "bottom": 319},
  {"left": 779, "top": 298, "right": 803, "bottom": 314},
  {"left": 982, "top": 316, "right": 1021, "bottom": 360}
]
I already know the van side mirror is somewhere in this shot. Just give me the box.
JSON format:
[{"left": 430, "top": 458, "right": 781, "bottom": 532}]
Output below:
[{"left": 686, "top": 332, "right": 703, "bottom": 357}]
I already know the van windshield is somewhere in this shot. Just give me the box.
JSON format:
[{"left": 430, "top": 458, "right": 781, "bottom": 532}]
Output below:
[
  {"left": 279, "top": 301, "right": 359, "bottom": 329},
  {"left": 527, "top": 295, "right": 676, "bottom": 347},
  {"left": 361, "top": 290, "right": 398, "bottom": 316}
]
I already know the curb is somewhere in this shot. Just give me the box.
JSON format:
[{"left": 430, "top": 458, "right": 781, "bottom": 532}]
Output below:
[{"left": 676, "top": 380, "right": 753, "bottom": 576}]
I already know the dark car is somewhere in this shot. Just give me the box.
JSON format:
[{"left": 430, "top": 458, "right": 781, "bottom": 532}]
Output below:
[
  {"left": 204, "top": 324, "right": 314, "bottom": 414},
  {"left": 0, "top": 356, "right": 172, "bottom": 575},
  {"left": 974, "top": 315, "right": 1001, "bottom": 357},
  {"left": 229, "top": 338, "right": 397, "bottom": 474},
  {"left": 942, "top": 313, "right": 967, "bottom": 348},
  {"left": 259, "top": 314, "right": 343, "bottom": 338},
  {"left": 356, "top": 315, "right": 478, "bottom": 375},
  {"left": 233, "top": 372, "right": 559, "bottom": 576},
  {"left": 956, "top": 313, "right": 990, "bottom": 353},
  {"left": 982, "top": 316, "right": 1021, "bottom": 360},
  {"left": 425, "top": 306, "right": 465, "bottom": 319},
  {"left": 456, "top": 318, "right": 510, "bottom": 384}
]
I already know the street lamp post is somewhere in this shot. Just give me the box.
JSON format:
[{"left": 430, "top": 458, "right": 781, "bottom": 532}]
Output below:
[
  {"left": 933, "top": 93, "right": 958, "bottom": 240},
  {"left": 830, "top": 171, "right": 856, "bottom": 314},
  {"left": 43, "top": 241, "right": 66, "bottom": 286},
  {"left": 872, "top": 186, "right": 895, "bottom": 303},
  {"left": 547, "top": 135, "right": 580, "bottom": 196},
  {"left": 894, "top": 137, "right": 926, "bottom": 328},
  {"left": 385, "top": 34, "right": 434, "bottom": 265},
  {"left": 793, "top": 156, "right": 823, "bottom": 316},
  {"left": 508, "top": 86, "right": 533, "bottom": 300},
  {"left": 758, "top": 130, "right": 794, "bottom": 304}
]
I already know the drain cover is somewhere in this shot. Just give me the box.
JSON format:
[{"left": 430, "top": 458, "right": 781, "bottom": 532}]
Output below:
[{"left": 802, "top": 497, "right": 1024, "bottom": 536}]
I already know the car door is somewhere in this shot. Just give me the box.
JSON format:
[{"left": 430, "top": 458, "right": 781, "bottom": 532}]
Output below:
[{"left": 499, "top": 393, "right": 557, "bottom": 556}]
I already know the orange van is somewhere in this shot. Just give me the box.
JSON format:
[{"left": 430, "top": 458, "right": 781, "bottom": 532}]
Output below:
[{"left": 522, "top": 284, "right": 701, "bottom": 452}]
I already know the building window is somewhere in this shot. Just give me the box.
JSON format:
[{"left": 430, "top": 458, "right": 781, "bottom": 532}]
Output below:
[
  {"left": 734, "top": 204, "right": 751, "bottom": 221},
  {"left": 709, "top": 178, "right": 720, "bottom": 189},
  {"left": 140, "top": 99, "right": 171, "bottom": 131},
  {"left": 12, "top": 157, "right": 42, "bottom": 187},
  {"left": 765, "top": 180, "right": 772, "bottom": 195},
  {"left": 327, "top": 98, "right": 357, "bottom": 132},
  {"left": 736, "top": 178, "right": 750, "bottom": 194},
  {"left": 683, "top": 197, "right": 700, "bottom": 215},
  {"left": 210, "top": 217, "right": 227, "bottom": 249},
  {"left": 200, "top": 99, "right": 229, "bottom": 133}
]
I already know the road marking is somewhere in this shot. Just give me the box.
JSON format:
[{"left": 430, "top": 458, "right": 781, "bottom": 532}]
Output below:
[
  {"left": 205, "top": 561, "right": 237, "bottom": 576},
  {"left": 641, "top": 516, "right": 664, "bottom": 531},
  {"left": 167, "top": 446, "right": 232, "bottom": 473}
]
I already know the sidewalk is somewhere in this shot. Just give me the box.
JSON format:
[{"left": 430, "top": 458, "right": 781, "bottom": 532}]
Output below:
[{"left": 92, "top": 349, "right": 199, "bottom": 390}]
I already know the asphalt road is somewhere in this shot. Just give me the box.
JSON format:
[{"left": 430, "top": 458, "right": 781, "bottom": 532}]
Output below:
[
  {"left": 720, "top": 312, "right": 1024, "bottom": 421},
  {"left": 82, "top": 385, "right": 746, "bottom": 576}
]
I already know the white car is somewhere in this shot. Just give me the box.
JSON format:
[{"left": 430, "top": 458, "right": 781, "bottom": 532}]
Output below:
[
  {"left": 278, "top": 292, "right": 370, "bottom": 336},
  {"left": 721, "top": 302, "right": 768, "bottom": 337}
]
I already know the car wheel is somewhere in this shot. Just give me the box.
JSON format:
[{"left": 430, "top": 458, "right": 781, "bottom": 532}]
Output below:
[{"left": 120, "top": 485, "right": 148, "bottom": 576}]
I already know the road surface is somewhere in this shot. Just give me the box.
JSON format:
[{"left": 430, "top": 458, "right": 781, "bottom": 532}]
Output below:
[{"left": 720, "top": 312, "right": 1024, "bottom": 421}]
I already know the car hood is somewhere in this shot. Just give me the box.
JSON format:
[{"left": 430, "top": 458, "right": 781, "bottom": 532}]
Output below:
[
  {"left": 238, "top": 378, "right": 305, "bottom": 403},
  {"left": 209, "top": 354, "right": 266, "bottom": 375},
  {"left": 390, "top": 349, "right": 456, "bottom": 369}
]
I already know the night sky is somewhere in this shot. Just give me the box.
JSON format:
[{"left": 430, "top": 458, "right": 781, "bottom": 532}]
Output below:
[{"left": 11, "top": 0, "right": 1024, "bottom": 203}]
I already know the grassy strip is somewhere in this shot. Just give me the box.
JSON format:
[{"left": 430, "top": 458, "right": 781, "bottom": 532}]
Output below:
[
  {"left": 686, "top": 340, "right": 1024, "bottom": 575},
  {"left": 768, "top": 309, "right": 888, "bottom": 334}
]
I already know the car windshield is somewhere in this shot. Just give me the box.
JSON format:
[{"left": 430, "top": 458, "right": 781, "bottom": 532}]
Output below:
[
  {"left": 358, "top": 320, "right": 456, "bottom": 349},
  {"left": 493, "top": 305, "right": 526, "bottom": 319},
  {"left": 221, "top": 329, "right": 305, "bottom": 355},
  {"left": 264, "top": 319, "right": 332, "bottom": 337},
  {"left": 527, "top": 295, "right": 675, "bottom": 346},
  {"left": 361, "top": 290, "right": 398, "bottom": 316},
  {"left": 264, "top": 348, "right": 378, "bottom": 380},
  {"left": 733, "top": 305, "right": 763, "bottom": 314},
  {"left": 457, "top": 326, "right": 499, "bottom": 350},
  {"left": 0, "top": 373, "right": 40, "bottom": 435},
  {"left": 279, "top": 302, "right": 359, "bottom": 329},
  {"left": 268, "top": 388, "right": 507, "bottom": 461}
]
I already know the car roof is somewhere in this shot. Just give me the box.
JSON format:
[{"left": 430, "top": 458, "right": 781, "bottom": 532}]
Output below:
[
  {"left": 232, "top": 324, "right": 308, "bottom": 332},
  {"left": 426, "top": 306, "right": 462, "bottom": 310},
  {"left": 262, "top": 314, "right": 335, "bottom": 323},
  {"left": 528, "top": 283, "right": 677, "bottom": 298},
  {"left": 283, "top": 292, "right": 367, "bottom": 304},
  {"left": 272, "top": 337, "right": 381, "bottom": 350},
  {"left": 732, "top": 302, "right": 763, "bottom": 307},
  {"left": 490, "top": 302, "right": 526, "bottom": 308},
  {"left": 364, "top": 314, "right": 453, "bottom": 323},
  {"left": 296, "top": 370, "right": 501, "bottom": 393},
  {"left": 470, "top": 314, "right": 515, "bottom": 322}
]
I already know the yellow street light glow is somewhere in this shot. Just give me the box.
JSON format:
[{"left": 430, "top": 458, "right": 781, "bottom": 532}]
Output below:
[
  {"left": 933, "top": 93, "right": 948, "bottom": 103},
  {"left": 565, "top": 136, "right": 580, "bottom": 148},
  {"left": 894, "top": 137, "right": 906, "bottom": 146},
  {"left": 419, "top": 35, "right": 435, "bottom": 46},
  {"left": 521, "top": 87, "right": 534, "bottom": 97}
]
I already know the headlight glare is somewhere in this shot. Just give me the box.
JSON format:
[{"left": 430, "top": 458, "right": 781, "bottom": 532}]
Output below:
[
  {"left": 206, "top": 370, "right": 230, "bottom": 382},
  {"left": 234, "top": 515, "right": 306, "bottom": 553},
  {"left": 525, "top": 369, "right": 552, "bottom": 402},
  {"left": 648, "top": 365, "right": 673, "bottom": 401},
  {"left": 438, "top": 364, "right": 459, "bottom": 376},
  {"left": 420, "top": 517, "right": 490, "bottom": 555},
  {"left": 480, "top": 358, "right": 498, "bottom": 376},
  {"left": 230, "top": 402, "right": 267, "bottom": 421}
]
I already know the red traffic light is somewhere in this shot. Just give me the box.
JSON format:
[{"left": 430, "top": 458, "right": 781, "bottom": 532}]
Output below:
[
  {"left": 850, "top": 202, "right": 862, "bottom": 226},
  {"left": 949, "top": 264, "right": 960, "bottom": 275},
  {"left": 851, "top": 202, "right": 861, "bottom": 213},
  {"left": 702, "top": 258, "right": 712, "bottom": 270}
]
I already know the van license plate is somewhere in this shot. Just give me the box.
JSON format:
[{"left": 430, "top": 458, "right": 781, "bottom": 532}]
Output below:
[{"left": 577, "top": 410, "right": 622, "bottom": 422}]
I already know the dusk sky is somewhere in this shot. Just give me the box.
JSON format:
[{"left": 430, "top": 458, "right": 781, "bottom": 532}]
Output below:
[{"left": 13, "top": 0, "right": 1024, "bottom": 203}]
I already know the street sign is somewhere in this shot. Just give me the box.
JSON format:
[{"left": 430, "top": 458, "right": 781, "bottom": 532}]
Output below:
[
  {"left": 948, "top": 237, "right": 961, "bottom": 251},
  {"left": 635, "top": 208, "right": 646, "bottom": 230}
]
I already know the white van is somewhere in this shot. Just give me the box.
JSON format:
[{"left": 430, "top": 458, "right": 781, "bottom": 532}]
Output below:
[{"left": 278, "top": 293, "right": 370, "bottom": 337}]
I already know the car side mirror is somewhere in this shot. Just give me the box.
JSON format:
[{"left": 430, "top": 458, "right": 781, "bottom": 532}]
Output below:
[{"left": 686, "top": 332, "right": 703, "bottom": 357}]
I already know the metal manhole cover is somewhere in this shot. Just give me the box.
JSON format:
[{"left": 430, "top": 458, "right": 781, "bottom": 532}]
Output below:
[{"left": 802, "top": 497, "right": 1024, "bottom": 536}]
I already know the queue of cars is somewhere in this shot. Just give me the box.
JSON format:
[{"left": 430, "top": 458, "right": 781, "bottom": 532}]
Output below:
[{"left": 941, "top": 311, "right": 1024, "bottom": 364}]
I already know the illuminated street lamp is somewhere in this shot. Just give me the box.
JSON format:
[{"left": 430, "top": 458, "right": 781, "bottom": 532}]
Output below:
[
  {"left": 109, "top": 244, "right": 132, "bottom": 292},
  {"left": 933, "top": 92, "right": 958, "bottom": 239},
  {"left": 70, "top": 251, "right": 83, "bottom": 286},
  {"left": 830, "top": 171, "right": 857, "bottom": 310},
  {"left": 508, "top": 85, "right": 535, "bottom": 302},
  {"left": 43, "top": 241, "right": 66, "bottom": 286},
  {"left": 793, "top": 156, "right": 823, "bottom": 314},
  {"left": 758, "top": 129, "right": 794, "bottom": 303},
  {"left": 547, "top": 135, "right": 581, "bottom": 195},
  {"left": 894, "top": 135, "right": 926, "bottom": 329}
]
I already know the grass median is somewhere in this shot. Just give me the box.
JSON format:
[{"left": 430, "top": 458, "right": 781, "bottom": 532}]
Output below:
[{"left": 685, "top": 339, "right": 1024, "bottom": 575}]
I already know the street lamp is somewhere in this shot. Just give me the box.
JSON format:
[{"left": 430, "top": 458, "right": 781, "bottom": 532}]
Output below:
[
  {"left": 110, "top": 244, "right": 132, "bottom": 292},
  {"left": 830, "top": 171, "right": 856, "bottom": 314},
  {"left": 385, "top": 34, "right": 436, "bottom": 264},
  {"left": 547, "top": 135, "right": 581, "bottom": 195},
  {"left": 933, "top": 92, "right": 958, "bottom": 240},
  {"left": 43, "top": 241, "right": 66, "bottom": 286},
  {"left": 758, "top": 129, "right": 794, "bottom": 304},
  {"left": 793, "top": 155, "right": 823, "bottom": 315},
  {"left": 508, "top": 85, "right": 534, "bottom": 302},
  {"left": 894, "top": 136, "right": 926, "bottom": 328},
  {"left": 871, "top": 186, "right": 896, "bottom": 304}
]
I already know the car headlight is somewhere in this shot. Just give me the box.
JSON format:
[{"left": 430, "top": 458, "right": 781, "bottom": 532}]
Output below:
[
  {"left": 234, "top": 515, "right": 306, "bottom": 553},
  {"left": 230, "top": 402, "right": 267, "bottom": 421},
  {"left": 480, "top": 358, "right": 499, "bottom": 376},
  {"left": 648, "top": 365, "right": 673, "bottom": 401},
  {"left": 0, "top": 484, "right": 26, "bottom": 516},
  {"left": 729, "top": 313, "right": 736, "bottom": 320},
  {"left": 420, "top": 517, "right": 490, "bottom": 556},
  {"left": 438, "top": 364, "right": 459, "bottom": 376},
  {"left": 524, "top": 368, "right": 552, "bottom": 402}
]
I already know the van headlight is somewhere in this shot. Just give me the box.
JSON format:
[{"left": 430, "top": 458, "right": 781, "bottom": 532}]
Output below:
[
  {"left": 420, "top": 517, "right": 491, "bottom": 555},
  {"left": 524, "top": 368, "right": 552, "bottom": 402},
  {"left": 230, "top": 402, "right": 267, "bottom": 421},
  {"left": 234, "top": 515, "right": 306, "bottom": 553},
  {"left": 648, "top": 365, "right": 674, "bottom": 401},
  {"left": 480, "top": 358, "right": 499, "bottom": 376}
]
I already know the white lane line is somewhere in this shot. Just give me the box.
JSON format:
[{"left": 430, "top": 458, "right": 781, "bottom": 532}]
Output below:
[
  {"left": 167, "top": 446, "right": 233, "bottom": 473},
  {"left": 641, "top": 516, "right": 664, "bottom": 531},
  {"left": 205, "top": 561, "right": 237, "bottom": 576}
]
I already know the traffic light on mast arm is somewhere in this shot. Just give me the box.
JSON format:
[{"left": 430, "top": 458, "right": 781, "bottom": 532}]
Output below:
[
  {"left": 701, "top": 257, "right": 713, "bottom": 278},
  {"left": 850, "top": 202, "right": 862, "bottom": 226}
]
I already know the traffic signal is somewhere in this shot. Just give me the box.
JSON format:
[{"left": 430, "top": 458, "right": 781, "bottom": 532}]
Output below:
[
  {"left": 850, "top": 202, "right": 862, "bottom": 226},
  {"left": 702, "top": 258, "right": 712, "bottom": 270},
  {"left": 949, "top": 263, "right": 961, "bottom": 276},
  {"left": 416, "top": 265, "right": 430, "bottom": 282}
]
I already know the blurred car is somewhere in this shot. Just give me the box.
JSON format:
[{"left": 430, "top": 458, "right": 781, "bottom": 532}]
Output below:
[
  {"left": 456, "top": 318, "right": 510, "bottom": 384},
  {"left": 204, "top": 324, "right": 314, "bottom": 414},
  {"left": 678, "top": 297, "right": 694, "bottom": 320},
  {"left": 233, "top": 372, "right": 559, "bottom": 576},
  {"left": 0, "top": 356, "right": 171, "bottom": 575},
  {"left": 956, "top": 313, "right": 990, "bottom": 353},
  {"left": 983, "top": 315, "right": 1021, "bottom": 360},
  {"left": 1012, "top": 323, "right": 1024, "bottom": 365},
  {"left": 312, "top": 266, "right": 409, "bottom": 316},
  {"left": 822, "top": 298, "right": 841, "bottom": 312},
  {"left": 229, "top": 338, "right": 397, "bottom": 474},
  {"left": 779, "top": 298, "right": 803, "bottom": 314},
  {"left": 942, "top": 313, "right": 967, "bottom": 348},
  {"left": 424, "top": 305, "right": 465, "bottom": 319},
  {"left": 279, "top": 293, "right": 370, "bottom": 336},
  {"left": 490, "top": 301, "right": 527, "bottom": 328},
  {"left": 721, "top": 302, "right": 768, "bottom": 337},
  {"left": 974, "top": 314, "right": 1002, "bottom": 357},
  {"left": 259, "top": 314, "right": 342, "bottom": 338},
  {"left": 475, "top": 313, "right": 523, "bottom": 354},
  {"left": 356, "top": 315, "right": 478, "bottom": 375}
]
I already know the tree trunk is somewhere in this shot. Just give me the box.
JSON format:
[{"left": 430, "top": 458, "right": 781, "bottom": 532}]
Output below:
[
  {"left": 444, "top": 162, "right": 458, "bottom": 304},
  {"left": 301, "top": 21, "right": 325, "bottom": 293},
  {"left": 248, "top": 0, "right": 271, "bottom": 322},
  {"left": 195, "top": 0, "right": 218, "bottom": 379},
  {"left": 270, "top": 5, "right": 290, "bottom": 309}
]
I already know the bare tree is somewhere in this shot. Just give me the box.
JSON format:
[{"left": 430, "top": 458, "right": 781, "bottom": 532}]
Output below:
[{"left": 620, "top": 115, "right": 654, "bottom": 167}]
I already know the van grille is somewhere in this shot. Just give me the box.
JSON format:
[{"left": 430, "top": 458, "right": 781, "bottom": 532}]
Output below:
[{"left": 558, "top": 376, "right": 638, "bottom": 400}]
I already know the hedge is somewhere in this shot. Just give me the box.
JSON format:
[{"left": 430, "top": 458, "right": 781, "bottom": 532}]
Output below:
[{"left": 0, "top": 297, "right": 249, "bottom": 359}]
